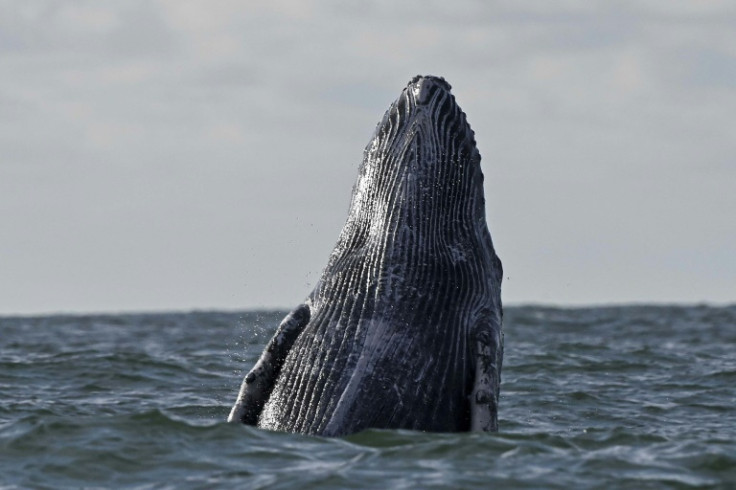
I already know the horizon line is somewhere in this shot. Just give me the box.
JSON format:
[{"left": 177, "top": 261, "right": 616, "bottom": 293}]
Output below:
[{"left": 2, "top": 300, "right": 734, "bottom": 319}]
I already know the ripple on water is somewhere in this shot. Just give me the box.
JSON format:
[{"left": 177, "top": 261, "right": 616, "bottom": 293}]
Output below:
[{"left": 1, "top": 307, "right": 735, "bottom": 488}]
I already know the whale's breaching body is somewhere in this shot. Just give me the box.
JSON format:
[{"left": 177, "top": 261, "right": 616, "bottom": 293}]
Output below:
[{"left": 229, "top": 75, "right": 503, "bottom": 437}]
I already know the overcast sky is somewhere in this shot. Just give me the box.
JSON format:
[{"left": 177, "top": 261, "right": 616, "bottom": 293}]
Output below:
[{"left": 1, "top": 1, "right": 734, "bottom": 315}]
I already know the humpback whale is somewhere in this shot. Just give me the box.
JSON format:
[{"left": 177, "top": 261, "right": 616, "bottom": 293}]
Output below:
[{"left": 229, "top": 75, "right": 503, "bottom": 436}]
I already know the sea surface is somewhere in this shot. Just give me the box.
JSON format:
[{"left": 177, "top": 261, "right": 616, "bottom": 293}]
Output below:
[{"left": 1, "top": 305, "right": 735, "bottom": 489}]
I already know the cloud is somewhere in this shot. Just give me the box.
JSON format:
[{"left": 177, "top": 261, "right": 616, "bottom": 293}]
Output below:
[{"left": 1, "top": 1, "right": 735, "bottom": 313}]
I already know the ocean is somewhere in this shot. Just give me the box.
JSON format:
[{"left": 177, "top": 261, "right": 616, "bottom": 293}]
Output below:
[{"left": 1, "top": 305, "right": 734, "bottom": 489}]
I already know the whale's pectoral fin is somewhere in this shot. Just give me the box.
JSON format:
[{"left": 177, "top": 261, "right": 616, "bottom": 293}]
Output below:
[
  {"left": 227, "top": 303, "right": 311, "bottom": 425},
  {"left": 470, "top": 310, "right": 503, "bottom": 432}
]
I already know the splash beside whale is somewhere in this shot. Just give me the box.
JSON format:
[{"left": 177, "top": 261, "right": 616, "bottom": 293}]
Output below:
[{"left": 228, "top": 75, "right": 503, "bottom": 437}]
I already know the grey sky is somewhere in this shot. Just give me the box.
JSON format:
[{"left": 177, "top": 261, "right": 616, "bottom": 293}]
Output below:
[{"left": 1, "top": 1, "right": 734, "bottom": 314}]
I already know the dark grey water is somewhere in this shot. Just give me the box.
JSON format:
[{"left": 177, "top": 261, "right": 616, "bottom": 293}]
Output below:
[{"left": 1, "top": 306, "right": 735, "bottom": 488}]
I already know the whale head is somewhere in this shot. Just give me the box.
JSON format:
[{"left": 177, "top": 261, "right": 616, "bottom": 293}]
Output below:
[{"left": 343, "top": 75, "right": 488, "bottom": 248}]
